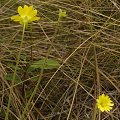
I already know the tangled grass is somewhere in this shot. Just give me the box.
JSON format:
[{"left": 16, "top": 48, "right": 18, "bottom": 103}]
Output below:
[{"left": 0, "top": 0, "right": 120, "bottom": 119}]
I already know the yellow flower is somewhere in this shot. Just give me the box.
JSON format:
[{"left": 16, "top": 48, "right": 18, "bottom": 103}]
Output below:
[
  {"left": 97, "top": 94, "right": 114, "bottom": 112},
  {"left": 11, "top": 5, "right": 40, "bottom": 28},
  {"left": 59, "top": 9, "right": 67, "bottom": 18}
]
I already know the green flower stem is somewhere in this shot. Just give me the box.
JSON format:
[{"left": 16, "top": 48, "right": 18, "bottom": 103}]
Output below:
[
  {"left": 30, "top": 23, "right": 33, "bottom": 61},
  {"left": 93, "top": 103, "right": 98, "bottom": 120},
  {"left": 5, "top": 24, "right": 25, "bottom": 120},
  {"left": 20, "top": 16, "right": 61, "bottom": 120}
]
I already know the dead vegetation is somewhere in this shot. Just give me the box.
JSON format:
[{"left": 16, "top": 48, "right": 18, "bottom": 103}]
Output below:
[{"left": 0, "top": 0, "right": 120, "bottom": 120}]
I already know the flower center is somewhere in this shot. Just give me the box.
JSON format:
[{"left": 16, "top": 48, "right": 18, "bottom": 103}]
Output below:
[
  {"left": 22, "top": 15, "right": 30, "bottom": 23},
  {"left": 101, "top": 103, "right": 106, "bottom": 107}
]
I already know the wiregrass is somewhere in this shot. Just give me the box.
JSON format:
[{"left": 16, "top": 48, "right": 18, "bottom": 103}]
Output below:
[{"left": 0, "top": 0, "right": 120, "bottom": 119}]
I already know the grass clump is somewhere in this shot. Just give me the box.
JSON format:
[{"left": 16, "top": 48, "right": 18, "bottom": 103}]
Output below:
[{"left": 0, "top": 0, "right": 119, "bottom": 120}]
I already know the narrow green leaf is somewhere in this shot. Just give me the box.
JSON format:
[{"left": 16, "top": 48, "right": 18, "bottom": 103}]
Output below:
[
  {"left": 7, "top": 63, "right": 20, "bottom": 69},
  {"left": 26, "top": 90, "right": 33, "bottom": 98},
  {"left": 89, "top": 115, "right": 92, "bottom": 120},
  {"left": 27, "top": 59, "right": 60, "bottom": 73},
  {"left": 4, "top": 73, "right": 21, "bottom": 84}
]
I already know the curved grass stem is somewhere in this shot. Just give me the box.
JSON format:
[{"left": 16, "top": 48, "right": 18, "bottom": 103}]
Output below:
[
  {"left": 93, "top": 103, "right": 98, "bottom": 120},
  {"left": 5, "top": 24, "right": 25, "bottom": 120},
  {"left": 20, "top": 16, "right": 61, "bottom": 120}
]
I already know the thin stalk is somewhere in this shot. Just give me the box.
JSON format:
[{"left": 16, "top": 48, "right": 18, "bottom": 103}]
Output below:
[
  {"left": 20, "top": 16, "right": 61, "bottom": 120},
  {"left": 93, "top": 104, "right": 98, "bottom": 120},
  {"left": 30, "top": 23, "right": 33, "bottom": 61},
  {"left": 89, "top": 1, "right": 98, "bottom": 119},
  {"left": 5, "top": 24, "right": 25, "bottom": 120}
]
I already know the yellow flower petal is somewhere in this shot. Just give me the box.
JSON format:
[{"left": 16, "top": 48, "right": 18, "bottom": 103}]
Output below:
[
  {"left": 24, "top": 5, "right": 28, "bottom": 10},
  {"left": 28, "top": 6, "right": 33, "bottom": 14},
  {"left": 20, "top": 21, "right": 23, "bottom": 25},
  {"left": 100, "top": 107, "right": 104, "bottom": 112},
  {"left": 31, "top": 17, "right": 40, "bottom": 22},
  {"left": 11, "top": 15, "right": 20, "bottom": 21},
  {"left": 18, "top": 6, "right": 24, "bottom": 16},
  {"left": 109, "top": 103, "right": 114, "bottom": 106},
  {"left": 29, "top": 10, "right": 37, "bottom": 17},
  {"left": 24, "top": 5, "right": 29, "bottom": 14}
]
